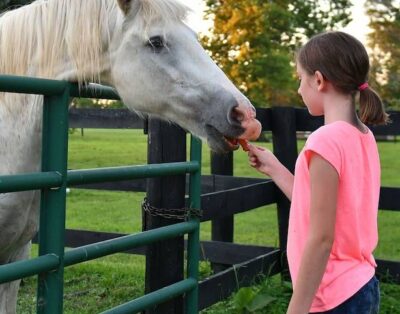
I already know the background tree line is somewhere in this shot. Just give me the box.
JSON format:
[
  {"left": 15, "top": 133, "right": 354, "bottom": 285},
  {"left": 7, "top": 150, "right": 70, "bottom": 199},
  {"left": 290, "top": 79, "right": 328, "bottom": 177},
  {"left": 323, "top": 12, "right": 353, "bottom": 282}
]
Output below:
[
  {"left": 202, "top": 0, "right": 400, "bottom": 110},
  {"left": 366, "top": 0, "right": 400, "bottom": 109}
]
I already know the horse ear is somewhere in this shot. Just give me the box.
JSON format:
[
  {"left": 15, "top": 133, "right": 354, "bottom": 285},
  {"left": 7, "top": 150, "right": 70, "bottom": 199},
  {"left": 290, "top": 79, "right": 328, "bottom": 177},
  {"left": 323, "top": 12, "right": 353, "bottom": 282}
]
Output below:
[{"left": 117, "top": 0, "right": 133, "bottom": 15}]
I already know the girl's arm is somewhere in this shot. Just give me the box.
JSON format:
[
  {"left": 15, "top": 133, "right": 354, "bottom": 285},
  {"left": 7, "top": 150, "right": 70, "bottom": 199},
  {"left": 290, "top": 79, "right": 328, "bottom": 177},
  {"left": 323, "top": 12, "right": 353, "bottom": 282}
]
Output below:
[
  {"left": 287, "top": 153, "right": 338, "bottom": 314},
  {"left": 247, "top": 144, "right": 294, "bottom": 200},
  {"left": 268, "top": 162, "right": 294, "bottom": 201}
]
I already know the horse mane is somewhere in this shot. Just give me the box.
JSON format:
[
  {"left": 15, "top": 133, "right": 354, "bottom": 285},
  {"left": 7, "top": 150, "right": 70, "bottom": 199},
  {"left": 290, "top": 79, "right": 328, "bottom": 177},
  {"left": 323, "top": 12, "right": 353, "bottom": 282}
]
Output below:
[{"left": 0, "top": 0, "right": 190, "bottom": 84}]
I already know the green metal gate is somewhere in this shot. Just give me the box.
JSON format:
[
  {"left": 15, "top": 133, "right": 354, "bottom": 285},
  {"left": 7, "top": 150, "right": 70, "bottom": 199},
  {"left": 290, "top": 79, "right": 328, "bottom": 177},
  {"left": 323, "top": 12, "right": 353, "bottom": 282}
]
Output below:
[{"left": 0, "top": 74, "right": 202, "bottom": 313}]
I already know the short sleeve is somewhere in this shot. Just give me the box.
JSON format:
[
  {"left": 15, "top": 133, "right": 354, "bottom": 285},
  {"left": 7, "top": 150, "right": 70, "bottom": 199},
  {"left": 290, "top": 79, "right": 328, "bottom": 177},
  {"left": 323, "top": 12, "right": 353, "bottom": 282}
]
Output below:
[{"left": 304, "top": 128, "right": 342, "bottom": 177}]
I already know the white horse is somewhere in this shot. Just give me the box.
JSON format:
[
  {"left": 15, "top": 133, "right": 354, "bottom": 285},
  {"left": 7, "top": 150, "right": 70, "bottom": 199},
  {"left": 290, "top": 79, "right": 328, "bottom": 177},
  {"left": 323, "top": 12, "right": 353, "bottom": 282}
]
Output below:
[{"left": 0, "top": 0, "right": 261, "bottom": 312}]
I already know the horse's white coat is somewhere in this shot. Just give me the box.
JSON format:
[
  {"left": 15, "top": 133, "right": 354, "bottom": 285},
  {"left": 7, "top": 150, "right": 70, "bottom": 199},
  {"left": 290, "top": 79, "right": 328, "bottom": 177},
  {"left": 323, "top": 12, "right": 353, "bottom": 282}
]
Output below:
[{"left": 0, "top": 1, "right": 257, "bottom": 312}]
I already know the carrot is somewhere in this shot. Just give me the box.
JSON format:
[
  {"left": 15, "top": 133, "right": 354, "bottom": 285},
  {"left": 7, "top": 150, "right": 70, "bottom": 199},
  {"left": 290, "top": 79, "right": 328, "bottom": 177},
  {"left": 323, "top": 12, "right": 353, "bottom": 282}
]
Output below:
[{"left": 238, "top": 139, "right": 250, "bottom": 152}]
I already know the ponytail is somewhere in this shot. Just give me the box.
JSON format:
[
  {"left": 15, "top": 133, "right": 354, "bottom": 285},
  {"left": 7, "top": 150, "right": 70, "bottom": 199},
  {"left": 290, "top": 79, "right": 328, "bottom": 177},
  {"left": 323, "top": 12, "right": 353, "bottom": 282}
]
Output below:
[{"left": 359, "top": 87, "right": 390, "bottom": 125}]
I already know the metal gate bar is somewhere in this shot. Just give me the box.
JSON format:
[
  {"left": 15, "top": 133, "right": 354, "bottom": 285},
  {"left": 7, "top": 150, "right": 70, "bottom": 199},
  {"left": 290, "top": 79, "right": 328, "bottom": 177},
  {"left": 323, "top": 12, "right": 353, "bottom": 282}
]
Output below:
[
  {"left": 37, "top": 87, "right": 71, "bottom": 314},
  {"left": 0, "top": 162, "right": 198, "bottom": 194},
  {"left": 63, "top": 221, "right": 198, "bottom": 266},
  {"left": 0, "top": 172, "right": 62, "bottom": 192},
  {"left": 0, "top": 255, "right": 59, "bottom": 284},
  {"left": 102, "top": 279, "right": 198, "bottom": 314}
]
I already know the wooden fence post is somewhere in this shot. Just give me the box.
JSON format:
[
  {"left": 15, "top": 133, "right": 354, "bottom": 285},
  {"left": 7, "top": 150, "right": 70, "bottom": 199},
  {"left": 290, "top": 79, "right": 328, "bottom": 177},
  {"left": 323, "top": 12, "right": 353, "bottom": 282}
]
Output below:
[
  {"left": 144, "top": 118, "right": 186, "bottom": 314},
  {"left": 271, "top": 107, "right": 298, "bottom": 280},
  {"left": 210, "top": 152, "right": 234, "bottom": 273}
]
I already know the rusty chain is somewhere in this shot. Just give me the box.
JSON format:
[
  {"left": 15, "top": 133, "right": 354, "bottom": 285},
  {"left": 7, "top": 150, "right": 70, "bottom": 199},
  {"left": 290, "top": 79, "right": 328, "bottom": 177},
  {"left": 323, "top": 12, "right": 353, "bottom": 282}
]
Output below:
[{"left": 141, "top": 197, "right": 202, "bottom": 221}]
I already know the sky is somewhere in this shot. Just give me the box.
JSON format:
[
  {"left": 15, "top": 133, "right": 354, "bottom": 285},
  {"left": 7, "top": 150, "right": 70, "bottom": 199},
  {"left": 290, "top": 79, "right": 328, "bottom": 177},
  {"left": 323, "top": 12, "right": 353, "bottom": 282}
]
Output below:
[{"left": 186, "top": 0, "right": 370, "bottom": 45}]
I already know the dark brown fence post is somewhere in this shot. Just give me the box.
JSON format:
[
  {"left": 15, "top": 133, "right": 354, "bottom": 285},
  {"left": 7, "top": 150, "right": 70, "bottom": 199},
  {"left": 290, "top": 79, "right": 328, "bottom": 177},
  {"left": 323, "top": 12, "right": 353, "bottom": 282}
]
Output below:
[
  {"left": 271, "top": 107, "right": 298, "bottom": 280},
  {"left": 144, "top": 118, "right": 186, "bottom": 314},
  {"left": 210, "top": 152, "right": 234, "bottom": 273}
]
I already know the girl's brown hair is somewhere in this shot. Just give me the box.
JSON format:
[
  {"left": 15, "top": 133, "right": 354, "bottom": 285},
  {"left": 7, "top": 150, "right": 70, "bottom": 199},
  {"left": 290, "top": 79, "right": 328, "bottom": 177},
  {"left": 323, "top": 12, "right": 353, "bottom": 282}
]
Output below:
[{"left": 297, "top": 31, "right": 389, "bottom": 125}]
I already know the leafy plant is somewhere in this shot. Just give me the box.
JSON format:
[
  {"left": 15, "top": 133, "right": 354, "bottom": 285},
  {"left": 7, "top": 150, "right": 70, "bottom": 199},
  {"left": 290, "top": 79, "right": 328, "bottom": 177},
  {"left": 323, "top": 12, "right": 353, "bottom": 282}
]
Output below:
[
  {"left": 199, "top": 260, "right": 213, "bottom": 280},
  {"left": 233, "top": 287, "right": 276, "bottom": 313}
]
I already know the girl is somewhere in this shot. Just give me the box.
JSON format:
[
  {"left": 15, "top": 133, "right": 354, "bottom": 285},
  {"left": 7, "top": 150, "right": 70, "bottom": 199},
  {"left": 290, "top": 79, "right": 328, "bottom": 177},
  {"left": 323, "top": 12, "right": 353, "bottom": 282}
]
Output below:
[{"left": 248, "top": 31, "right": 388, "bottom": 314}]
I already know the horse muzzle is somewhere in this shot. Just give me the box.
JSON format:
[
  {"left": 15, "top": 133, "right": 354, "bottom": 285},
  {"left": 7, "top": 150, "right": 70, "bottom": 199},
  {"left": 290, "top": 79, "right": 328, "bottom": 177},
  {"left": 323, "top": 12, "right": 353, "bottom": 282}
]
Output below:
[{"left": 206, "top": 103, "right": 262, "bottom": 153}]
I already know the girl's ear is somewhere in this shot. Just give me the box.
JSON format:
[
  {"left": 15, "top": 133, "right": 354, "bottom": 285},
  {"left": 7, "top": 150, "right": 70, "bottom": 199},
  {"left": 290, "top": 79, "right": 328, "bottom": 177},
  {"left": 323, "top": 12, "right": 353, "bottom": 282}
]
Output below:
[{"left": 314, "top": 71, "right": 327, "bottom": 92}]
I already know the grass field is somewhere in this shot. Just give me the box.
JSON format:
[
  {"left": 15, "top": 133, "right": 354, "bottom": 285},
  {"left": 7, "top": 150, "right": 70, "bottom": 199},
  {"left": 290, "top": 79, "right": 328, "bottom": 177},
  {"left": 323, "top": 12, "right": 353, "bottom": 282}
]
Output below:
[{"left": 16, "top": 129, "right": 400, "bottom": 313}]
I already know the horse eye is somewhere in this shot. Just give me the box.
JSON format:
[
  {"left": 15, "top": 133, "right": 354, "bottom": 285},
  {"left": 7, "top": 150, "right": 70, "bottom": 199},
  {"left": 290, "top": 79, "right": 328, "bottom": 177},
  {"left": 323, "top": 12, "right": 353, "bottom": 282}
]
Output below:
[{"left": 148, "top": 36, "right": 165, "bottom": 52}]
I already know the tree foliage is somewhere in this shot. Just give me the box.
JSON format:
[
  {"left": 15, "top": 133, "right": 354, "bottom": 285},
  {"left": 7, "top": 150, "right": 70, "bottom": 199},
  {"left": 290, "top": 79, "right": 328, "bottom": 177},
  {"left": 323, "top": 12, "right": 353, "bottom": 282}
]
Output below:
[
  {"left": 366, "top": 0, "right": 400, "bottom": 108},
  {"left": 0, "top": 0, "right": 32, "bottom": 11},
  {"left": 202, "top": 0, "right": 352, "bottom": 107},
  {"left": 71, "top": 98, "right": 124, "bottom": 109}
]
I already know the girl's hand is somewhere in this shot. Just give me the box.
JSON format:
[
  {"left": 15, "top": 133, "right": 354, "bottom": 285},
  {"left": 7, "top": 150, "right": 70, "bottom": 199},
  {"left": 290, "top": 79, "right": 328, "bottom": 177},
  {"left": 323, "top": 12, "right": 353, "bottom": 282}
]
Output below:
[{"left": 247, "top": 144, "right": 279, "bottom": 176}]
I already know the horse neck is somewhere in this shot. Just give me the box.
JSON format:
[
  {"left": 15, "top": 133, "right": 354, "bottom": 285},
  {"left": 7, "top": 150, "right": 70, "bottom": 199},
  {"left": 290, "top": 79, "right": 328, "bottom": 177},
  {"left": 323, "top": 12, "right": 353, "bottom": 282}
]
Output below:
[
  {"left": 0, "top": 2, "right": 123, "bottom": 175},
  {"left": 0, "top": 94, "right": 43, "bottom": 174}
]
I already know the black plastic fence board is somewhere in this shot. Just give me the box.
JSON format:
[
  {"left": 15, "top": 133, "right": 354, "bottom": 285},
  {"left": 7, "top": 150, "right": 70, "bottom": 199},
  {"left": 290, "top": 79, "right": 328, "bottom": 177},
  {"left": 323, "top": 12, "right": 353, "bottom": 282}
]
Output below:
[
  {"left": 201, "top": 181, "right": 277, "bottom": 221},
  {"left": 210, "top": 152, "right": 235, "bottom": 273},
  {"left": 369, "top": 111, "right": 400, "bottom": 136},
  {"left": 376, "top": 259, "right": 400, "bottom": 284},
  {"left": 71, "top": 175, "right": 266, "bottom": 194},
  {"left": 295, "top": 108, "right": 400, "bottom": 135},
  {"left": 256, "top": 107, "right": 273, "bottom": 131},
  {"left": 69, "top": 108, "right": 144, "bottom": 129},
  {"left": 72, "top": 180, "right": 147, "bottom": 192},
  {"left": 203, "top": 175, "right": 267, "bottom": 192},
  {"left": 70, "top": 177, "right": 400, "bottom": 215},
  {"left": 199, "top": 241, "right": 277, "bottom": 265},
  {"left": 295, "top": 108, "right": 324, "bottom": 131},
  {"left": 68, "top": 107, "right": 400, "bottom": 135},
  {"left": 379, "top": 187, "right": 400, "bottom": 211}
]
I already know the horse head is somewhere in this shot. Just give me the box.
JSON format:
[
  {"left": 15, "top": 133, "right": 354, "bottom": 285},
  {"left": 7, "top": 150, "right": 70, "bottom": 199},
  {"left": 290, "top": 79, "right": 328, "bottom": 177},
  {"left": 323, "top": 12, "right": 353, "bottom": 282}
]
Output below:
[{"left": 109, "top": 0, "right": 261, "bottom": 153}]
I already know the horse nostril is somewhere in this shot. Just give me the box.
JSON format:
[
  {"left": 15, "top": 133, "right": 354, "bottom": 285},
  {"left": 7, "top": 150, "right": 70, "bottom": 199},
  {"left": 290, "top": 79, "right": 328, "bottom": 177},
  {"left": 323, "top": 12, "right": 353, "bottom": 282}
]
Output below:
[
  {"left": 229, "top": 105, "right": 257, "bottom": 125},
  {"left": 229, "top": 106, "right": 246, "bottom": 125}
]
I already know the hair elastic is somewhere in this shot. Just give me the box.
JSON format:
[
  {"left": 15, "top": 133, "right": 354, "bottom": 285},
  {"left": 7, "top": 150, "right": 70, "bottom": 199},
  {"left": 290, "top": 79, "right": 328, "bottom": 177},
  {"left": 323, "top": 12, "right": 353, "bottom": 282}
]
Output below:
[{"left": 358, "top": 82, "right": 369, "bottom": 91}]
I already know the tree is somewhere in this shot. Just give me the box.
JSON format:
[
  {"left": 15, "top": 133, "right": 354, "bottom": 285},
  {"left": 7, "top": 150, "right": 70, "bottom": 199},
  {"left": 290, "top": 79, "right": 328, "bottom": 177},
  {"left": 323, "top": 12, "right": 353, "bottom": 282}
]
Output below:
[
  {"left": 0, "top": 0, "right": 32, "bottom": 10},
  {"left": 71, "top": 98, "right": 124, "bottom": 109},
  {"left": 366, "top": 0, "right": 400, "bottom": 109},
  {"left": 202, "top": 0, "right": 352, "bottom": 107}
]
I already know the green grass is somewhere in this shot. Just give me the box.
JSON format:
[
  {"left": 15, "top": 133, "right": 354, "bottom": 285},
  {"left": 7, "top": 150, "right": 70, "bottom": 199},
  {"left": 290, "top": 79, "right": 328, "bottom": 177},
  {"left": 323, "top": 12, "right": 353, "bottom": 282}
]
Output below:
[{"left": 16, "top": 129, "right": 400, "bottom": 313}]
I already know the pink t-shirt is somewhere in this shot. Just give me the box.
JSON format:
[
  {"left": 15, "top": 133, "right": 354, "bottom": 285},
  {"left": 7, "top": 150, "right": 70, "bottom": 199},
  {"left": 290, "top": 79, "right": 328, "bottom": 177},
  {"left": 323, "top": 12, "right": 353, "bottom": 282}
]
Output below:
[{"left": 287, "top": 121, "right": 380, "bottom": 312}]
